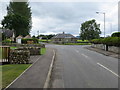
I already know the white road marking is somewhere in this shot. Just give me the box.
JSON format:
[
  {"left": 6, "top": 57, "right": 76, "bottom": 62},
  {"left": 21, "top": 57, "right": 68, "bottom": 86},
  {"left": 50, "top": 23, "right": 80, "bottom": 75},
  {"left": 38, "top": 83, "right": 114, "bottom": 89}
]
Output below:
[
  {"left": 97, "top": 63, "right": 119, "bottom": 77},
  {"left": 81, "top": 54, "right": 88, "bottom": 58},
  {"left": 44, "top": 50, "right": 56, "bottom": 88},
  {"left": 75, "top": 50, "right": 79, "bottom": 53}
]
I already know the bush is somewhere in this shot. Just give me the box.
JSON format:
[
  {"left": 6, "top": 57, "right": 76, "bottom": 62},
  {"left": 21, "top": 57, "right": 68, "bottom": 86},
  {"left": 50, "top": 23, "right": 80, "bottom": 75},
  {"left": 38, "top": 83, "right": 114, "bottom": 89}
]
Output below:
[
  {"left": 102, "top": 37, "right": 120, "bottom": 46},
  {"left": 21, "top": 38, "right": 39, "bottom": 44},
  {"left": 111, "top": 32, "right": 120, "bottom": 37},
  {"left": 2, "top": 39, "right": 11, "bottom": 43},
  {"left": 91, "top": 37, "right": 120, "bottom": 46},
  {"left": 90, "top": 39, "right": 103, "bottom": 44}
]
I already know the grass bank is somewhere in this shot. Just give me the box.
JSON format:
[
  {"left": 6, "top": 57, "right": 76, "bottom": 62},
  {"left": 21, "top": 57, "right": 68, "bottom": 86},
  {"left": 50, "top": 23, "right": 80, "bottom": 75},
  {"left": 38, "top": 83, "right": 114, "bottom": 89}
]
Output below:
[
  {"left": 40, "top": 48, "right": 46, "bottom": 55},
  {"left": 1, "top": 64, "right": 31, "bottom": 89},
  {"left": 10, "top": 47, "right": 17, "bottom": 49}
]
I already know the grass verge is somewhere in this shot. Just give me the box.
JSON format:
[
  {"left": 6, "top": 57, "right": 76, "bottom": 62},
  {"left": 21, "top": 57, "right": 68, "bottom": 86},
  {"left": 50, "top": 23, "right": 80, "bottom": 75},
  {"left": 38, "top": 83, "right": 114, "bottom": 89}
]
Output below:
[
  {"left": 1, "top": 64, "right": 31, "bottom": 89},
  {"left": 77, "top": 40, "right": 89, "bottom": 42},
  {"left": 63, "top": 43, "right": 91, "bottom": 45},
  {"left": 10, "top": 47, "right": 17, "bottom": 49},
  {"left": 40, "top": 48, "right": 46, "bottom": 55}
]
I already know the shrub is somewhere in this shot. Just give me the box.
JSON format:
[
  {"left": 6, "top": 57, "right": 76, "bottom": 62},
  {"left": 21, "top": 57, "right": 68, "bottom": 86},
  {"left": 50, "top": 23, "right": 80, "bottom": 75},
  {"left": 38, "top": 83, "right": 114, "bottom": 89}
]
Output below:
[
  {"left": 2, "top": 39, "right": 11, "bottom": 43},
  {"left": 91, "top": 37, "right": 120, "bottom": 46},
  {"left": 111, "top": 32, "right": 120, "bottom": 37},
  {"left": 21, "top": 38, "right": 39, "bottom": 44},
  {"left": 102, "top": 37, "right": 120, "bottom": 46},
  {"left": 90, "top": 39, "right": 103, "bottom": 44}
]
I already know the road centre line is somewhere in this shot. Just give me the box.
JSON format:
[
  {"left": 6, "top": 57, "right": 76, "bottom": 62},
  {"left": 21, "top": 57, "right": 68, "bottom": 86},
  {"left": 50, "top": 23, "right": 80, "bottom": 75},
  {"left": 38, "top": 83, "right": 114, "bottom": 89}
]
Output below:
[
  {"left": 75, "top": 49, "right": 89, "bottom": 58},
  {"left": 75, "top": 50, "right": 79, "bottom": 53},
  {"left": 81, "top": 53, "right": 88, "bottom": 58},
  {"left": 97, "top": 63, "right": 119, "bottom": 77}
]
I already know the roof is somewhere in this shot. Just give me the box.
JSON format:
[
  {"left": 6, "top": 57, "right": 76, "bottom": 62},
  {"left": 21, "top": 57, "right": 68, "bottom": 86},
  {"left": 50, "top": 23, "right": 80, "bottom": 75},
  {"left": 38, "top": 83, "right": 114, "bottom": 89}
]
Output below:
[
  {"left": 16, "top": 35, "right": 23, "bottom": 39},
  {"left": 2, "top": 29, "right": 14, "bottom": 38},
  {"left": 24, "top": 35, "right": 32, "bottom": 39},
  {"left": 52, "top": 32, "right": 77, "bottom": 39}
]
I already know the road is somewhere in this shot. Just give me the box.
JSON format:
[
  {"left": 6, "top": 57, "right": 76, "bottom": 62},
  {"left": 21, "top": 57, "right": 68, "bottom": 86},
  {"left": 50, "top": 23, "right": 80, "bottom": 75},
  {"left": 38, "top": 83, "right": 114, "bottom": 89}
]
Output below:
[{"left": 47, "top": 44, "right": 118, "bottom": 88}]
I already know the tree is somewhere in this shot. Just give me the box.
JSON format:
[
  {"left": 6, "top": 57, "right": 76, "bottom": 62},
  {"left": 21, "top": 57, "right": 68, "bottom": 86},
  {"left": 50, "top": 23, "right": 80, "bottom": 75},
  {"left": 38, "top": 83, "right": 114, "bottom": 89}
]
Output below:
[
  {"left": 37, "top": 34, "right": 55, "bottom": 39},
  {"left": 111, "top": 32, "right": 120, "bottom": 37},
  {"left": 80, "top": 19, "right": 101, "bottom": 41},
  {"left": 1, "top": 0, "right": 32, "bottom": 37}
]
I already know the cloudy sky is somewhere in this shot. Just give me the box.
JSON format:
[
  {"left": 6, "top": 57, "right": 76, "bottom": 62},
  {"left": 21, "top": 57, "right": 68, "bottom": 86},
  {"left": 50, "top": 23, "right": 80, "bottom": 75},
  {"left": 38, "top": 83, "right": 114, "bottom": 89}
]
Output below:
[{"left": 0, "top": 0, "right": 119, "bottom": 37}]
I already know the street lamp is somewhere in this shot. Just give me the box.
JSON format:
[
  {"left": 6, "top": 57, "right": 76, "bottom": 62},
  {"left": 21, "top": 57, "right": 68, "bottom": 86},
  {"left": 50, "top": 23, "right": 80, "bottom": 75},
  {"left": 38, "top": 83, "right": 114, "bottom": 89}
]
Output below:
[{"left": 96, "top": 12, "right": 106, "bottom": 38}]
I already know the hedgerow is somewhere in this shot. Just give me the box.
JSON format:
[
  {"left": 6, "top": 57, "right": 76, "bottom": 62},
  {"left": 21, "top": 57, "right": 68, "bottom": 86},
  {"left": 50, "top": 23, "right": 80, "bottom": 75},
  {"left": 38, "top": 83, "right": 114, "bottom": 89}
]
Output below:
[
  {"left": 91, "top": 37, "right": 120, "bottom": 46},
  {"left": 21, "top": 38, "right": 39, "bottom": 44}
]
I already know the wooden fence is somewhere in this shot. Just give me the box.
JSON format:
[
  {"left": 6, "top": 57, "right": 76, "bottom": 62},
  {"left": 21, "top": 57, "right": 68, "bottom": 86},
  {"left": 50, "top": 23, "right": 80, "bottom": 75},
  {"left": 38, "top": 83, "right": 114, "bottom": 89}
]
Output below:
[{"left": 0, "top": 46, "right": 10, "bottom": 64}]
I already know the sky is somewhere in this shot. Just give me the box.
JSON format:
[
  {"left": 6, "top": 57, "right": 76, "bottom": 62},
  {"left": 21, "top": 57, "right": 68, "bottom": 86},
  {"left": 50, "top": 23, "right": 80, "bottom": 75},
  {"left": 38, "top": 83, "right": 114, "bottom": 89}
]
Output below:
[{"left": 0, "top": 0, "right": 119, "bottom": 37}]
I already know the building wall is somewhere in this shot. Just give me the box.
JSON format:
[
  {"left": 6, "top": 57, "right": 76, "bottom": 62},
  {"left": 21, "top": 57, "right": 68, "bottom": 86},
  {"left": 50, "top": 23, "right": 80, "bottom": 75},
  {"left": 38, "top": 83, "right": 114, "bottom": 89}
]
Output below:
[{"left": 52, "top": 38, "right": 77, "bottom": 44}]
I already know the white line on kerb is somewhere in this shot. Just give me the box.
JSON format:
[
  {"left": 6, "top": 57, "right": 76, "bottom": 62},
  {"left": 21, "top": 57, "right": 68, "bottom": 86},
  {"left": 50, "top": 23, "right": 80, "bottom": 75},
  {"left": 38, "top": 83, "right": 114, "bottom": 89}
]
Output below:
[
  {"left": 43, "top": 50, "right": 56, "bottom": 88},
  {"left": 97, "top": 63, "right": 119, "bottom": 77}
]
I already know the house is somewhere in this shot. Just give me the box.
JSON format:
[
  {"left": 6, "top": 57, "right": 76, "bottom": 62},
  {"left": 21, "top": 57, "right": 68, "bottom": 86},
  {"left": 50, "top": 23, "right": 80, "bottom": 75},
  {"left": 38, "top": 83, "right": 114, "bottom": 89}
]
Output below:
[
  {"left": 51, "top": 32, "right": 77, "bottom": 44},
  {"left": 24, "top": 35, "right": 33, "bottom": 44},
  {"left": 1, "top": 29, "right": 15, "bottom": 41},
  {"left": 16, "top": 35, "right": 23, "bottom": 44},
  {"left": 24, "top": 35, "right": 32, "bottom": 39}
]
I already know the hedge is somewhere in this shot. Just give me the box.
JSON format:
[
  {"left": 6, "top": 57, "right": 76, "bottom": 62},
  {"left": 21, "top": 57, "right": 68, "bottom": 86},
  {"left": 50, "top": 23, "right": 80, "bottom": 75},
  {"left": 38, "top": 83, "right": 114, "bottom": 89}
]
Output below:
[
  {"left": 2, "top": 39, "right": 11, "bottom": 43},
  {"left": 111, "top": 32, "right": 120, "bottom": 37},
  {"left": 21, "top": 38, "right": 39, "bottom": 44},
  {"left": 91, "top": 37, "right": 120, "bottom": 46},
  {"left": 90, "top": 38, "right": 103, "bottom": 44}
]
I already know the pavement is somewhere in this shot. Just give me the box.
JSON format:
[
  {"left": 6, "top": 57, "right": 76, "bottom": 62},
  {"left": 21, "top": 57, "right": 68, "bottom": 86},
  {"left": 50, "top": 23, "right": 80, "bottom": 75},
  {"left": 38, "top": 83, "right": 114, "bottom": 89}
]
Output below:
[
  {"left": 6, "top": 48, "right": 54, "bottom": 89},
  {"left": 47, "top": 44, "right": 118, "bottom": 88},
  {"left": 85, "top": 46, "right": 119, "bottom": 59}
]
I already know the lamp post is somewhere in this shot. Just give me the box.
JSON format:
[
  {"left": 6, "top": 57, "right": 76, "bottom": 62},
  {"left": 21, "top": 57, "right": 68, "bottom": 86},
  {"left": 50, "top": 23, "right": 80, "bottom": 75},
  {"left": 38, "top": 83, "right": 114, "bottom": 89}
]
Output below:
[{"left": 96, "top": 12, "right": 106, "bottom": 38}]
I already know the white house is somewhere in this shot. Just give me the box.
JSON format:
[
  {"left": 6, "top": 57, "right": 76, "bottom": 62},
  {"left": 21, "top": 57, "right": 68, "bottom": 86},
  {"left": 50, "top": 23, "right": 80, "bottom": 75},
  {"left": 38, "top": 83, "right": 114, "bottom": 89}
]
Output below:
[{"left": 16, "top": 35, "right": 23, "bottom": 44}]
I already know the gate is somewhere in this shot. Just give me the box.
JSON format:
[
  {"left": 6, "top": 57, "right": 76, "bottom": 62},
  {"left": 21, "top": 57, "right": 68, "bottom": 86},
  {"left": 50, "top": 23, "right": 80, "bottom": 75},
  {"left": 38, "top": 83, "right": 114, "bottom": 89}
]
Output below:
[{"left": 0, "top": 46, "right": 10, "bottom": 64}]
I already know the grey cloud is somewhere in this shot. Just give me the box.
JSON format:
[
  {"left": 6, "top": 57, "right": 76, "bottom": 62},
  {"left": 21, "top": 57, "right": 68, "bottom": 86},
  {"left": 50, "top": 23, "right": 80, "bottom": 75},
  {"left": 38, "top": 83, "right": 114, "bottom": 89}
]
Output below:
[{"left": 29, "top": 2, "right": 118, "bottom": 36}]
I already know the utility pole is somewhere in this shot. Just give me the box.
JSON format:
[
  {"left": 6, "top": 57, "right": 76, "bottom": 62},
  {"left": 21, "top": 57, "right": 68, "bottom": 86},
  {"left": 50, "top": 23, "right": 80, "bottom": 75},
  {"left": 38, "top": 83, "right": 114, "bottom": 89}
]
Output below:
[{"left": 96, "top": 12, "right": 106, "bottom": 38}]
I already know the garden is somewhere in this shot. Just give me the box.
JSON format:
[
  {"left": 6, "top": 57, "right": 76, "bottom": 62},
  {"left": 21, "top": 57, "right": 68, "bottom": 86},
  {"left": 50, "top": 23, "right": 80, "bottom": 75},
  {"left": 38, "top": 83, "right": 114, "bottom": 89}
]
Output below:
[{"left": 1, "top": 38, "right": 46, "bottom": 89}]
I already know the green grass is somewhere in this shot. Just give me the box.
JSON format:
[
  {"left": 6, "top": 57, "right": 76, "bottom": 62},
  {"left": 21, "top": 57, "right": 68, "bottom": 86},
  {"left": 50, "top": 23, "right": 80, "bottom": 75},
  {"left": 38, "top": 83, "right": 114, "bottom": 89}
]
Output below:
[
  {"left": 40, "top": 48, "right": 46, "bottom": 55},
  {"left": 77, "top": 40, "right": 89, "bottom": 42},
  {"left": 10, "top": 47, "right": 17, "bottom": 49},
  {"left": 1, "top": 64, "right": 31, "bottom": 89},
  {"left": 64, "top": 43, "right": 91, "bottom": 45},
  {"left": 39, "top": 39, "right": 51, "bottom": 42},
  {"left": 0, "top": 48, "right": 2, "bottom": 59}
]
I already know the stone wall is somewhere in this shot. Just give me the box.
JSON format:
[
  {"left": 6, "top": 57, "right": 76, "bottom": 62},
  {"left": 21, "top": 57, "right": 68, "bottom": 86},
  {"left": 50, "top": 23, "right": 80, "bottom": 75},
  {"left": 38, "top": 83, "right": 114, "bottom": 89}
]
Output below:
[
  {"left": 91, "top": 44, "right": 105, "bottom": 50},
  {"left": 9, "top": 50, "right": 30, "bottom": 64},
  {"left": 2, "top": 43, "right": 45, "bottom": 48},
  {"left": 108, "top": 46, "right": 120, "bottom": 54},
  {"left": 16, "top": 47, "right": 41, "bottom": 55},
  {"left": 91, "top": 44, "right": 120, "bottom": 54}
]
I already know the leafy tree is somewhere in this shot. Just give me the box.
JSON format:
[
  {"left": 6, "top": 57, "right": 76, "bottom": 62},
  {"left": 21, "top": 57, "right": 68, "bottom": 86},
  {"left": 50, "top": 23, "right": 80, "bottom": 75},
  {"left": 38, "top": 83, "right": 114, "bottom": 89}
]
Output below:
[
  {"left": 1, "top": 0, "right": 32, "bottom": 37},
  {"left": 46, "top": 34, "right": 55, "bottom": 39},
  {"left": 80, "top": 19, "right": 101, "bottom": 41},
  {"left": 111, "top": 32, "right": 120, "bottom": 37},
  {"left": 37, "top": 34, "right": 55, "bottom": 39}
]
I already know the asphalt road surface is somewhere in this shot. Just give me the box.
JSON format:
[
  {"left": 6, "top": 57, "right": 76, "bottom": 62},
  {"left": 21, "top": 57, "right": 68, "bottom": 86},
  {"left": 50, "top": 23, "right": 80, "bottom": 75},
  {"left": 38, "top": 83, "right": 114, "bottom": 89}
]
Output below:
[{"left": 47, "top": 44, "right": 118, "bottom": 88}]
